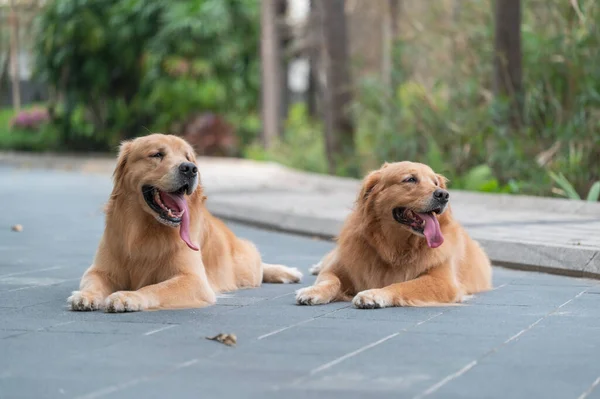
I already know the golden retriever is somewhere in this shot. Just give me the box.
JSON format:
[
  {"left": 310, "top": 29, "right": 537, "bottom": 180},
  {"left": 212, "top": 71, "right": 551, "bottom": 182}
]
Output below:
[
  {"left": 296, "top": 161, "right": 491, "bottom": 308},
  {"left": 68, "top": 133, "right": 302, "bottom": 312}
]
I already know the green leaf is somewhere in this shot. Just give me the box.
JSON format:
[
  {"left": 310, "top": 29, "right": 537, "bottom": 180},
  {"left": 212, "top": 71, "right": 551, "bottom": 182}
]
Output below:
[
  {"left": 462, "top": 164, "right": 495, "bottom": 192},
  {"left": 548, "top": 172, "right": 581, "bottom": 200},
  {"left": 425, "top": 139, "right": 446, "bottom": 174},
  {"left": 586, "top": 181, "right": 600, "bottom": 202}
]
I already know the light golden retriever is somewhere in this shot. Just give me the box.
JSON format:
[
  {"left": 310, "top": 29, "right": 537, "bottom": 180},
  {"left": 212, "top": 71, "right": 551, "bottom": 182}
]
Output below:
[
  {"left": 68, "top": 133, "right": 302, "bottom": 312},
  {"left": 296, "top": 161, "right": 492, "bottom": 308}
]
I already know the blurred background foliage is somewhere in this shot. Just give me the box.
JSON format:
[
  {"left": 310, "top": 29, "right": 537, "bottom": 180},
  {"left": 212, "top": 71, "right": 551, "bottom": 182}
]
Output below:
[
  {"left": 0, "top": 0, "right": 599, "bottom": 200},
  {"left": 264, "top": 0, "right": 600, "bottom": 199},
  {"left": 30, "top": 0, "right": 261, "bottom": 150}
]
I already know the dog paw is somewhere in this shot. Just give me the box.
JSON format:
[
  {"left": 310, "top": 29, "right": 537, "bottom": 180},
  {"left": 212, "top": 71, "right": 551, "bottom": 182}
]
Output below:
[
  {"left": 67, "top": 291, "right": 104, "bottom": 311},
  {"left": 280, "top": 267, "right": 303, "bottom": 284},
  {"left": 104, "top": 292, "right": 146, "bottom": 313},
  {"left": 352, "top": 289, "right": 390, "bottom": 309},
  {"left": 295, "top": 286, "right": 330, "bottom": 306}
]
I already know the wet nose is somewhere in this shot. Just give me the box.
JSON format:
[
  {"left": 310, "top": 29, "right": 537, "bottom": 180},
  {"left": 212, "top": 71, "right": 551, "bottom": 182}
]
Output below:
[
  {"left": 178, "top": 162, "right": 198, "bottom": 179},
  {"left": 433, "top": 189, "right": 449, "bottom": 202}
]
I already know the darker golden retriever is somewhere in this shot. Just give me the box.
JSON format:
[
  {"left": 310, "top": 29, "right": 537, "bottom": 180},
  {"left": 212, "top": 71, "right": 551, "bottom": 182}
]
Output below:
[
  {"left": 296, "top": 161, "right": 492, "bottom": 308},
  {"left": 68, "top": 133, "right": 302, "bottom": 312}
]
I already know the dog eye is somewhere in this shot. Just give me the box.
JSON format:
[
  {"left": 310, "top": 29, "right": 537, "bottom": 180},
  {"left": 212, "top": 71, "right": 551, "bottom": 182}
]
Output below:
[
  {"left": 150, "top": 152, "right": 164, "bottom": 159},
  {"left": 403, "top": 176, "right": 418, "bottom": 183}
]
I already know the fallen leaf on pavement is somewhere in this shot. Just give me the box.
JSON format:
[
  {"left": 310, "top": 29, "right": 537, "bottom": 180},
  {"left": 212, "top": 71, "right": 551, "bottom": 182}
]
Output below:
[
  {"left": 206, "top": 333, "right": 237, "bottom": 347},
  {"left": 11, "top": 224, "right": 23, "bottom": 232}
]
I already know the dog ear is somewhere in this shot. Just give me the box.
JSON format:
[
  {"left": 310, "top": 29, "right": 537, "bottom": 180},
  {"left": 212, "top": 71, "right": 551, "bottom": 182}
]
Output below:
[
  {"left": 112, "top": 140, "right": 132, "bottom": 191},
  {"left": 358, "top": 170, "right": 382, "bottom": 203},
  {"left": 436, "top": 173, "right": 449, "bottom": 189}
]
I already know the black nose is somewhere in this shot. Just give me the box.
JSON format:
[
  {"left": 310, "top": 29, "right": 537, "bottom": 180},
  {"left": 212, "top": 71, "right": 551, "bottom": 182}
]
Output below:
[
  {"left": 433, "top": 189, "right": 449, "bottom": 202},
  {"left": 178, "top": 162, "right": 198, "bottom": 178}
]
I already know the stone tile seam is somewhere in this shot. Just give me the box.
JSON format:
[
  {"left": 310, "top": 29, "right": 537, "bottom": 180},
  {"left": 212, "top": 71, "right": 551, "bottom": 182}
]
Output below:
[
  {"left": 256, "top": 305, "right": 351, "bottom": 340},
  {"left": 411, "top": 287, "right": 592, "bottom": 399}
]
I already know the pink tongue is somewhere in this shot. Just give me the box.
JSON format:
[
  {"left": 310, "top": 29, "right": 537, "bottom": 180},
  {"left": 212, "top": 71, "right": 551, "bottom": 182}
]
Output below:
[
  {"left": 159, "top": 192, "right": 199, "bottom": 251},
  {"left": 417, "top": 212, "right": 444, "bottom": 248}
]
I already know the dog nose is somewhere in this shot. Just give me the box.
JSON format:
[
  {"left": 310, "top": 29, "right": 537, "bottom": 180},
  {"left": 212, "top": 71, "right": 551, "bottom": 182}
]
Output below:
[
  {"left": 433, "top": 189, "right": 449, "bottom": 202},
  {"left": 178, "top": 162, "right": 198, "bottom": 178}
]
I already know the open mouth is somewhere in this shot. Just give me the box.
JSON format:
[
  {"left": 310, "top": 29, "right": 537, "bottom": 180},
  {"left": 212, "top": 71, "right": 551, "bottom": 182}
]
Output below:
[
  {"left": 392, "top": 207, "right": 441, "bottom": 233},
  {"left": 142, "top": 184, "right": 189, "bottom": 225},
  {"left": 141, "top": 184, "right": 199, "bottom": 251},
  {"left": 392, "top": 207, "right": 444, "bottom": 248}
]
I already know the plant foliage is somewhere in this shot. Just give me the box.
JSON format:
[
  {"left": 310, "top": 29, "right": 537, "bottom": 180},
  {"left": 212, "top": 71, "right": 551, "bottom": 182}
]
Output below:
[{"left": 33, "top": 0, "right": 260, "bottom": 150}]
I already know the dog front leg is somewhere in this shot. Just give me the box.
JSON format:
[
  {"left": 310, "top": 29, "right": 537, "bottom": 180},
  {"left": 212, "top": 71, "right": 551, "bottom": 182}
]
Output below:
[
  {"left": 105, "top": 274, "right": 215, "bottom": 313},
  {"left": 68, "top": 267, "right": 117, "bottom": 311},
  {"left": 295, "top": 271, "right": 344, "bottom": 306},
  {"left": 353, "top": 263, "right": 460, "bottom": 308}
]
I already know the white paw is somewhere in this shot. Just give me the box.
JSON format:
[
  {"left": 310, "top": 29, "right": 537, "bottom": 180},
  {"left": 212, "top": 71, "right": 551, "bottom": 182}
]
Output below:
[
  {"left": 67, "top": 291, "right": 104, "bottom": 311},
  {"left": 352, "top": 289, "right": 390, "bottom": 309},
  {"left": 295, "top": 286, "right": 330, "bottom": 306},
  {"left": 281, "top": 267, "right": 303, "bottom": 284},
  {"left": 309, "top": 262, "right": 322, "bottom": 275},
  {"left": 104, "top": 292, "right": 146, "bottom": 313},
  {"left": 461, "top": 294, "right": 474, "bottom": 302}
]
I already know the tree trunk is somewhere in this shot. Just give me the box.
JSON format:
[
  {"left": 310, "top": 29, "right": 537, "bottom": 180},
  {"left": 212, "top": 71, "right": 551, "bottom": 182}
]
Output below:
[
  {"left": 260, "top": 0, "right": 282, "bottom": 149},
  {"left": 307, "top": 55, "right": 318, "bottom": 118},
  {"left": 306, "top": 0, "right": 319, "bottom": 118},
  {"left": 493, "top": 0, "right": 522, "bottom": 129},
  {"left": 276, "top": 0, "right": 289, "bottom": 126},
  {"left": 0, "top": 52, "right": 10, "bottom": 95},
  {"left": 389, "top": 0, "right": 400, "bottom": 40},
  {"left": 319, "top": 0, "right": 355, "bottom": 175},
  {"left": 9, "top": 0, "right": 21, "bottom": 112}
]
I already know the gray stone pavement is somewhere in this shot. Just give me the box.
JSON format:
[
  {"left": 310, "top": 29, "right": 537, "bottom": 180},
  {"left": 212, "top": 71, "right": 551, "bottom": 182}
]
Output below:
[
  {"left": 1, "top": 151, "right": 599, "bottom": 278},
  {"left": 1, "top": 167, "right": 600, "bottom": 399}
]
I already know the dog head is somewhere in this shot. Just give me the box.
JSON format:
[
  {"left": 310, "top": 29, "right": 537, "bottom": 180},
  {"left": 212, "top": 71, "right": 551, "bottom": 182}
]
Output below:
[
  {"left": 111, "top": 133, "right": 201, "bottom": 250},
  {"left": 358, "top": 161, "right": 450, "bottom": 248}
]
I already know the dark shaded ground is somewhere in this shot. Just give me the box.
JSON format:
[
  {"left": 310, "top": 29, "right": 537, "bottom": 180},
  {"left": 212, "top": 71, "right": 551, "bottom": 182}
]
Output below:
[{"left": 1, "top": 167, "right": 600, "bottom": 399}]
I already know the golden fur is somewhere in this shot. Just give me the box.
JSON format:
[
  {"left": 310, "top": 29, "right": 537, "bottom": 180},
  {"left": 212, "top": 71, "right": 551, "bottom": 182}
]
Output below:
[
  {"left": 296, "top": 161, "right": 492, "bottom": 308},
  {"left": 68, "top": 133, "right": 302, "bottom": 312}
]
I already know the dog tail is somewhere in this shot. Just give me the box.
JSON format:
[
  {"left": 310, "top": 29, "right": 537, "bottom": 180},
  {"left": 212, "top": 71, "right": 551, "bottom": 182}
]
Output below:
[
  {"left": 309, "top": 262, "right": 323, "bottom": 275},
  {"left": 262, "top": 263, "right": 303, "bottom": 284},
  {"left": 309, "top": 248, "right": 338, "bottom": 276}
]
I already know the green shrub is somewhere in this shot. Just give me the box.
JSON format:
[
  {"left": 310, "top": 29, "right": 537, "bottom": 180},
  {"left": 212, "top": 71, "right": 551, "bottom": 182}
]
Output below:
[
  {"left": 549, "top": 172, "right": 600, "bottom": 202},
  {"left": 33, "top": 0, "right": 162, "bottom": 149},
  {"left": 0, "top": 106, "right": 60, "bottom": 152},
  {"left": 141, "top": 0, "right": 261, "bottom": 144},
  {"left": 33, "top": 0, "right": 260, "bottom": 150}
]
